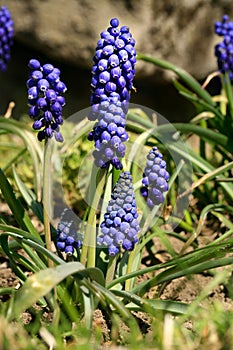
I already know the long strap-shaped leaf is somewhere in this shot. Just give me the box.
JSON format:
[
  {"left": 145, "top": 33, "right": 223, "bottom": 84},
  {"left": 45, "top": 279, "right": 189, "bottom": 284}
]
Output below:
[
  {"left": 0, "top": 168, "right": 41, "bottom": 240},
  {"left": 7, "top": 261, "right": 85, "bottom": 321},
  {"left": 127, "top": 112, "right": 233, "bottom": 154},
  {"left": 107, "top": 238, "right": 233, "bottom": 291},
  {"left": 112, "top": 289, "right": 191, "bottom": 316},
  {"left": 0, "top": 119, "right": 42, "bottom": 197},
  {"left": 137, "top": 53, "right": 215, "bottom": 107}
]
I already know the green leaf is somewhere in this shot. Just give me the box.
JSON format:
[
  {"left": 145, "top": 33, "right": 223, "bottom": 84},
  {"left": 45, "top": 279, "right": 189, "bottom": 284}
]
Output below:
[
  {"left": 0, "top": 234, "right": 27, "bottom": 282},
  {"left": 0, "top": 119, "right": 42, "bottom": 196},
  {"left": 223, "top": 72, "right": 233, "bottom": 119},
  {"left": 127, "top": 112, "right": 233, "bottom": 199},
  {"left": 127, "top": 112, "right": 233, "bottom": 153},
  {"left": 12, "top": 166, "right": 44, "bottom": 222},
  {"left": 89, "top": 280, "right": 142, "bottom": 334},
  {"left": 77, "top": 267, "right": 105, "bottom": 287},
  {"left": 177, "top": 161, "right": 233, "bottom": 199},
  {"left": 0, "top": 230, "right": 64, "bottom": 266},
  {"left": 133, "top": 255, "right": 233, "bottom": 297},
  {"left": 137, "top": 53, "right": 215, "bottom": 106},
  {"left": 179, "top": 203, "right": 228, "bottom": 255},
  {"left": 178, "top": 91, "right": 223, "bottom": 119},
  {"left": 8, "top": 262, "right": 85, "bottom": 321},
  {"left": 108, "top": 239, "right": 233, "bottom": 293},
  {"left": 0, "top": 168, "right": 41, "bottom": 240},
  {"left": 112, "top": 289, "right": 191, "bottom": 315}
]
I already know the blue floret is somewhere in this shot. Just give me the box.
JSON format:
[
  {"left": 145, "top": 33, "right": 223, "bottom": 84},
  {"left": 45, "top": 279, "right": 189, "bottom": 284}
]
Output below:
[
  {"left": 56, "top": 208, "right": 83, "bottom": 256},
  {"left": 98, "top": 171, "right": 140, "bottom": 256},
  {"left": 27, "top": 59, "right": 67, "bottom": 142},
  {"left": 0, "top": 6, "right": 14, "bottom": 71},
  {"left": 88, "top": 18, "right": 136, "bottom": 169},
  {"left": 141, "top": 146, "right": 169, "bottom": 208},
  {"left": 214, "top": 15, "right": 233, "bottom": 81}
]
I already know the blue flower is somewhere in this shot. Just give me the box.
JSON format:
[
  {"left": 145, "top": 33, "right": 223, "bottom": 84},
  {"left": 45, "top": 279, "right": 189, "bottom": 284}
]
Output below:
[
  {"left": 56, "top": 208, "right": 83, "bottom": 255},
  {"left": 27, "top": 59, "right": 67, "bottom": 142},
  {"left": 214, "top": 15, "right": 233, "bottom": 80},
  {"left": 140, "top": 146, "right": 169, "bottom": 208},
  {"left": 98, "top": 171, "right": 140, "bottom": 256},
  {"left": 88, "top": 18, "right": 136, "bottom": 169},
  {"left": 90, "top": 18, "right": 136, "bottom": 109},
  {"left": 0, "top": 6, "right": 14, "bottom": 71},
  {"left": 88, "top": 97, "right": 128, "bottom": 169}
]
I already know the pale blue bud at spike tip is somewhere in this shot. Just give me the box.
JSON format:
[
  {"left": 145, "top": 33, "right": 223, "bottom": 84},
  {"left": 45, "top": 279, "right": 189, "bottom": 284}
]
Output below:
[
  {"left": 0, "top": 6, "right": 14, "bottom": 71},
  {"left": 98, "top": 171, "right": 140, "bottom": 256},
  {"left": 214, "top": 15, "right": 233, "bottom": 81},
  {"left": 141, "top": 146, "right": 170, "bottom": 208},
  {"left": 27, "top": 59, "right": 67, "bottom": 142},
  {"left": 88, "top": 18, "right": 136, "bottom": 169}
]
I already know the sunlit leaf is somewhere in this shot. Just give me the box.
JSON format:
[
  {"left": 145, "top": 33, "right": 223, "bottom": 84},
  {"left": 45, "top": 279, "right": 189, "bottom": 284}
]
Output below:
[
  {"left": 8, "top": 262, "right": 85, "bottom": 321},
  {"left": 0, "top": 169, "right": 41, "bottom": 240}
]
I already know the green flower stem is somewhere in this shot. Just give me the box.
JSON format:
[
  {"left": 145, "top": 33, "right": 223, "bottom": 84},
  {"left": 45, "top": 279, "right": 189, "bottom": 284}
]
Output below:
[
  {"left": 125, "top": 249, "right": 138, "bottom": 291},
  {"left": 112, "top": 166, "right": 121, "bottom": 187},
  {"left": 86, "top": 212, "right": 96, "bottom": 268},
  {"left": 140, "top": 205, "right": 160, "bottom": 235},
  {"left": 106, "top": 255, "right": 118, "bottom": 285},
  {"left": 43, "top": 138, "right": 53, "bottom": 267},
  {"left": 80, "top": 166, "right": 107, "bottom": 267},
  {"left": 200, "top": 119, "right": 207, "bottom": 159}
]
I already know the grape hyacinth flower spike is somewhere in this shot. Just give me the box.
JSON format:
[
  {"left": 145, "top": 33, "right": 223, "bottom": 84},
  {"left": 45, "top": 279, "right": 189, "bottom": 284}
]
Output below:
[
  {"left": 0, "top": 6, "right": 14, "bottom": 71},
  {"left": 88, "top": 18, "right": 136, "bottom": 169},
  {"left": 56, "top": 208, "right": 83, "bottom": 255},
  {"left": 98, "top": 171, "right": 140, "bottom": 256},
  {"left": 214, "top": 15, "right": 233, "bottom": 81},
  {"left": 141, "top": 146, "right": 169, "bottom": 208},
  {"left": 27, "top": 59, "right": 67, "bottom": 142}
]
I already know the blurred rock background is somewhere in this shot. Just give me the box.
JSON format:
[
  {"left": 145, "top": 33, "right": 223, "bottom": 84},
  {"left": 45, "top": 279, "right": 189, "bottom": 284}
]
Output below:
[{"left": 1, "top": 0, "right": 233, "bottom": 121}]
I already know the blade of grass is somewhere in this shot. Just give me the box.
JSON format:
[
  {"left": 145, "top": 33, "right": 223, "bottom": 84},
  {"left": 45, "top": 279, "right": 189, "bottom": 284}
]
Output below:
[
  {"left": 12, "top": 166, "right": 44, "bottom": 222},
  {"left": 113, "top": 289, "right": 191, "bottom": 315},
  {"left": 43, "top": 138, "right": 53, "bottom": 267},
  {"left": 0, "top": 119, "right": 42, "bottom": 197},
  {"left": 127, "top": 112, "right": 233, "bottom": 154},
  {"left": 0, "top": 168, "right": 41, "bottom": 240},
  {"left": 137, "top": 53, "right": 215, "bottom": 106},
  {"left": 7, "top": 261, "right": 85, "bottom": 321},
  {"left": 107, "top": 239, "right": 233, "bottom": 291},
  {"left": 179, "top": 203, "right": 226, "bottom": 255},
  {"left": 89, "top": 280, "right": 142, "bottom": 338},
  {"left": 223, "top": 72, "right": 233, "bottom": 119},
  {"left": 177, "top": 161, "right": 233, "bottom": 198}
]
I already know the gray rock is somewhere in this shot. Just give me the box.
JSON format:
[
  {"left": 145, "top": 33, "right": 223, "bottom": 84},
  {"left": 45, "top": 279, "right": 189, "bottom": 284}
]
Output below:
[{"left": 5, "top": 0, "right": 233, "bottom": 79}]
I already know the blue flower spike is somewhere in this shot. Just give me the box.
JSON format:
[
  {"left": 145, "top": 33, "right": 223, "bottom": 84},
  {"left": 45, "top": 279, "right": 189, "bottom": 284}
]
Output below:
[
  {"left": 88, "top": 18, "right": 136, "bottom": 169},
  {"left": 141, "top": 146, "right": 170, "bottom": 208},
  {"left": 214, "top": 15, "right": 233, "bottom": 80},
  {"left": 27, "top": 59, "right": 67, "bottom": 142},
  {"left": 56, "top": 208, "right": 83, "bottom": 256},
  {"left": 0, "top": 5, "right": 14, "bottom": 71},
  {"left": 98, "top": 171, "right": 140, "bottom": 256}
]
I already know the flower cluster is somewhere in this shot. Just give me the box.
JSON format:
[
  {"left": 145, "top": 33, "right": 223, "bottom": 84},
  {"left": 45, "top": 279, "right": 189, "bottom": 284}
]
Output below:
[
  {"left": 214, "top": 15, "right": 233, "bottom": 80},
  {"left": 98, "top": 171, "right": 140, "bottom": 256},
  {"left": 140, "top": 146, "right": 169, "bottom": 208},
  {"left": 88, "top": 18, "right": 136, "bottom": 169},
  {"left": 0, "top": 5, "right": 14, "bottom": 72},
  {"left": 56, "top": 209, "right": 82, "bottom": 255},
  {"left": 87, "top": 97, "right": 128, "bottom": 169},
  {"left": 27, "top": 59, "right": 67, "bottom": 142}
]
